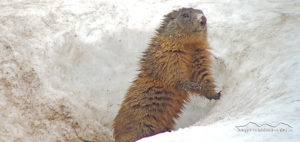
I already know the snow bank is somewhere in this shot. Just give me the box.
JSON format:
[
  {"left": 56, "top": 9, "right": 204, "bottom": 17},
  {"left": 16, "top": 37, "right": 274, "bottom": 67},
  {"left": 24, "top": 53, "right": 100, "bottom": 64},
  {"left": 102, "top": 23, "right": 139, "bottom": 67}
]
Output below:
[{"left": 0, "top": 0, "right": 299, "bottom": 142}]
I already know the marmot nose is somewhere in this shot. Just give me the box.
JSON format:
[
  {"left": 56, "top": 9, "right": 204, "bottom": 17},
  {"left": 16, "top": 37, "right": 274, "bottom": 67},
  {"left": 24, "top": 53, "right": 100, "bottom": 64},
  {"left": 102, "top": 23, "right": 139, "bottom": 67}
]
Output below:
[{"left": 197, "top": 14, "right": 206, "bottom": 25}]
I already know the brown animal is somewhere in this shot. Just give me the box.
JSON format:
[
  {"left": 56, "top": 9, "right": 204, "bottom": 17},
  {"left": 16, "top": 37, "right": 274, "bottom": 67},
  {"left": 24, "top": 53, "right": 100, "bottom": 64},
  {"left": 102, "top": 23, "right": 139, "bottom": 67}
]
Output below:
[{"left": 113, "top": 8, "right": 221, "bottom": 142}]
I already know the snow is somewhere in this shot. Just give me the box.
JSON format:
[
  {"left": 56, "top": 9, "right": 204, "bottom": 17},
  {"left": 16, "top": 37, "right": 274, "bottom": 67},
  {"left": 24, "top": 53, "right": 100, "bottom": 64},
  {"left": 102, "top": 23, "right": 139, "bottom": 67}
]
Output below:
[{"left": 0, "top": 0, "right": 299, "bottom": 142}]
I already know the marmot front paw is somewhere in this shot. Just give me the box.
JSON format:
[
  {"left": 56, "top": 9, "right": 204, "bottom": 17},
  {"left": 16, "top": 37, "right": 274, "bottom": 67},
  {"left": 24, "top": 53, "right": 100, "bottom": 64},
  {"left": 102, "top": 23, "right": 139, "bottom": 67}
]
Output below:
[
  {"left": 205, "top": 91, "right": 221, "bottom": 100},
  {"left": 180, "top": 82, "right": 201, "bottom": 90}
]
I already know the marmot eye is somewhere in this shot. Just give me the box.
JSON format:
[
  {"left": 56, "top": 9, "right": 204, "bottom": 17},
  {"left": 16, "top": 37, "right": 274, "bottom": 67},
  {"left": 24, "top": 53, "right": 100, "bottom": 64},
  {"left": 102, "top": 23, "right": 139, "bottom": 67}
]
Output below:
[{"left": 182, "top": 13, "right": 189, "bottom": 18}]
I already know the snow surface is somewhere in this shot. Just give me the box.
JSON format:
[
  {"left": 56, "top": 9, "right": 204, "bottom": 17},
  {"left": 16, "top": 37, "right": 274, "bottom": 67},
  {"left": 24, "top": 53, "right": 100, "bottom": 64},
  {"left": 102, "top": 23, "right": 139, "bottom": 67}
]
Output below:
[{"left": 0, "top": 0, "right": 299, "bottom": 142}]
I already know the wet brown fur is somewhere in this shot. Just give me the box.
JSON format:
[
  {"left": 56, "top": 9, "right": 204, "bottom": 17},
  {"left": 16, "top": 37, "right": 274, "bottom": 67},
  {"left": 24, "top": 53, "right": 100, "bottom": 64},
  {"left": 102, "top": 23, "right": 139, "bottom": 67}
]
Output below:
[{"left": 113, "top": 8, "right": 221, "bottom": 142}]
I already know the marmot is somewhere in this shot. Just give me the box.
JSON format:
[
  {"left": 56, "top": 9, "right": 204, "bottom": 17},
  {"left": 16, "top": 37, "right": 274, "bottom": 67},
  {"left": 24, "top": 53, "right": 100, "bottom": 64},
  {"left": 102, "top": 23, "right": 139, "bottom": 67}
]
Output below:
[{"left": 113, "top": 8, "right": 221, "bottom": 142}]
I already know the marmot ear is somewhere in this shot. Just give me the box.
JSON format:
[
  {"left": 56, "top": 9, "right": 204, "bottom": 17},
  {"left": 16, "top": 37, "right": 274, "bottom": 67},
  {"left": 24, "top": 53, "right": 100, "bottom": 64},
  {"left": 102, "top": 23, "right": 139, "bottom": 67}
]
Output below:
[{"left": 165, "top": 10, "right": 178, "bottom": 19}]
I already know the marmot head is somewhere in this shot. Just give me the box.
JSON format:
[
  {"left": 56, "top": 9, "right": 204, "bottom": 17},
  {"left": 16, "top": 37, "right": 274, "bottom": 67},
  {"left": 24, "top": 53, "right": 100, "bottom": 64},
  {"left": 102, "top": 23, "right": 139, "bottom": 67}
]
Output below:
[{"left": 157, "top": 8, "right": 207, "bottom": 37}]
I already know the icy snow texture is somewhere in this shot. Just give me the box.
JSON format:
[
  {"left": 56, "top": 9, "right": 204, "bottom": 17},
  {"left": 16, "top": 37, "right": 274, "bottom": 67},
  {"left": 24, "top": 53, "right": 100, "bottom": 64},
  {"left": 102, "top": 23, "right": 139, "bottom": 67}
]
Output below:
[{"left": 0, "top": 0, "right": 299, "bottom": 142}]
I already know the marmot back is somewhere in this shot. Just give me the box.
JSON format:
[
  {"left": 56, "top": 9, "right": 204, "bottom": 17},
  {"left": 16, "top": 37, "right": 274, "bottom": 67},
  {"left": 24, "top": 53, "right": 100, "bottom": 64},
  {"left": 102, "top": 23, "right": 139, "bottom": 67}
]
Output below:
[{"left": 113, "top": 8, "right": 221, "bottom": 142}]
